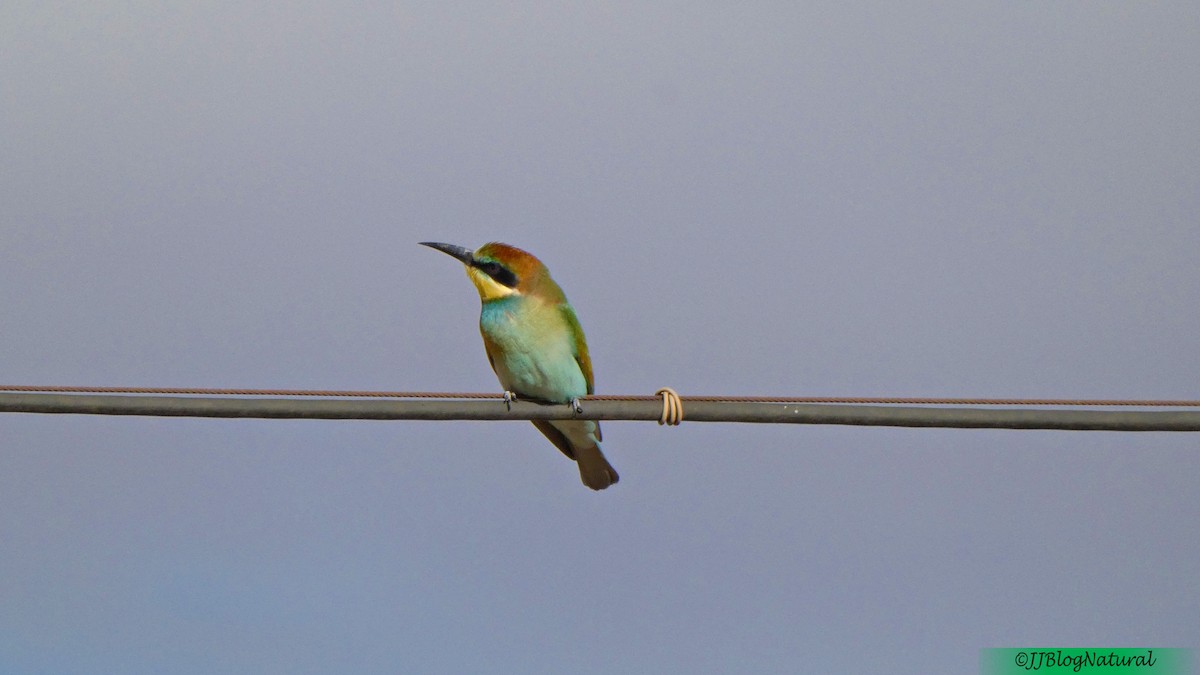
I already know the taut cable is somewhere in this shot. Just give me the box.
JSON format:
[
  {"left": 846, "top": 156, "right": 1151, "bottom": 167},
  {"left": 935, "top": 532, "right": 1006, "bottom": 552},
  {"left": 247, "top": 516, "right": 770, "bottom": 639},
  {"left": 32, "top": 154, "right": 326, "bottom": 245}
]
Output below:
[{"left": 1, "top": 385, "right": 1197, "bottom": 407}]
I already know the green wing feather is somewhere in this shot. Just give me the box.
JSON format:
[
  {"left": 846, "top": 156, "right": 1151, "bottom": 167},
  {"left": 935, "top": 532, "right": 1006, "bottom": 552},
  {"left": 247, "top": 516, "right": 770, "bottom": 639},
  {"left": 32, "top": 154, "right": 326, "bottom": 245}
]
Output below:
[
  {"left": 559, "top": 302, "right": 593, "bottom": 395},
  {"left": 559, "top": 301, "right": 601, "bottom": 442}
]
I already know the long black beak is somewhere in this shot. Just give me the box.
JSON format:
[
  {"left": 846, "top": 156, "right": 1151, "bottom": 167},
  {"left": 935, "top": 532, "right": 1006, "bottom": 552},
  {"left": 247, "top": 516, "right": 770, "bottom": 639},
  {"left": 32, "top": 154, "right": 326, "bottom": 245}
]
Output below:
[{"left": 419, "top": 241, "right": 474, "bottom": 265}]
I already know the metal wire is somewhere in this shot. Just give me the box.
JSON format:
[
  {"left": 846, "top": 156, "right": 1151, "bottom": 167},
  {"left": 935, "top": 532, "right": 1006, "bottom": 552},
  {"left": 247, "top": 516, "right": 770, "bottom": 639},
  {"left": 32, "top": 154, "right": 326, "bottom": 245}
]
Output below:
[
  {"left": 2, "top": 391, "right": 1199, "bottom": 431},
  {"left": 1, "top": 385, "right": 1198, "bottom": 407}
]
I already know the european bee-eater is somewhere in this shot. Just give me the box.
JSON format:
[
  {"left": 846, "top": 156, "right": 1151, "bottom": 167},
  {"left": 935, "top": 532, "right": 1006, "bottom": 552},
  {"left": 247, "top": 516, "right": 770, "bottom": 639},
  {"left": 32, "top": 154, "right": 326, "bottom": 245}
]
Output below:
[{"left": 420, "top": 241, "right": 619, "bottom": 491}]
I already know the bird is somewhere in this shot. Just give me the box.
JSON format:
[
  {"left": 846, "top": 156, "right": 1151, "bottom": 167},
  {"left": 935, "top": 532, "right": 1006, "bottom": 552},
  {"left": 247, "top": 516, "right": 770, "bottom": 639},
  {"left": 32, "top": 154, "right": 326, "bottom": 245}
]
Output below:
[{"left": 419, "top": 241, "right": 619, "bottom": 490}]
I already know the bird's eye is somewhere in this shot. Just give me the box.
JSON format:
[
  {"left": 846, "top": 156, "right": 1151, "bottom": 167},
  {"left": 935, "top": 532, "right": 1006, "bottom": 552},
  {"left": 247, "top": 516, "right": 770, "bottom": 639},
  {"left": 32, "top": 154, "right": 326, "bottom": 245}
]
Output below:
[{"left": 478, "top": 260, "right": 518, "bottom": 288}]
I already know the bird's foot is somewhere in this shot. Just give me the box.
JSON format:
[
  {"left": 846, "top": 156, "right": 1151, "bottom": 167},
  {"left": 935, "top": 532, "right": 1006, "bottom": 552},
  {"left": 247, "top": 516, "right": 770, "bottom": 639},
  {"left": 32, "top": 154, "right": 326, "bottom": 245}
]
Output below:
[
  {"left": 503, "top": 391, "right": 516, "bottom": 411},
  {"left": 569, "top": 397, "right": 583, "bottom": 414}
]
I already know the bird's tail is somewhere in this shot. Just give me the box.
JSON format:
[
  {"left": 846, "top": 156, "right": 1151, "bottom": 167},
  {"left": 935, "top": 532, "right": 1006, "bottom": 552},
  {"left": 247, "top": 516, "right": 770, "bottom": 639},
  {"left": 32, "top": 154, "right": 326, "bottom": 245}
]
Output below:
[
  {"left": 574, "top": 443, "right": 619, "bottom": 491},
  {"left": 531, "top": 419, "right": 619, "bottom": 491}
]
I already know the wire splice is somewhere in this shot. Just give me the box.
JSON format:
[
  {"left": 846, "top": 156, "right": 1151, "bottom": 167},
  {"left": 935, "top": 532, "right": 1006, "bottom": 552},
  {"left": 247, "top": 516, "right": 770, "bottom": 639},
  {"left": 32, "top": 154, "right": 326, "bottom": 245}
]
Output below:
[{"left": 656, "top": 387, "right": 683, "bottom": 426}]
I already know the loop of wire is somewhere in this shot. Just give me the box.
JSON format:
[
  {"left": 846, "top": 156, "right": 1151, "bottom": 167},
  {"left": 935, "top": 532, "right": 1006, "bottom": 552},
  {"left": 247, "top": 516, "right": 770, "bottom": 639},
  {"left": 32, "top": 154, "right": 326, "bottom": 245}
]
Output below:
[{"left": 656, "top": 387, "right": 684, "bottom": 426}]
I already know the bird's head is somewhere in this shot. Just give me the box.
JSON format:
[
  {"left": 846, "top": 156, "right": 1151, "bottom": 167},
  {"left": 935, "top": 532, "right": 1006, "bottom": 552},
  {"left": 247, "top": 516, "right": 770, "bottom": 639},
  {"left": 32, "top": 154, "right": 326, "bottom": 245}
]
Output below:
[{"left": 420, "top": 241, "right": 554, "bottom": 302}]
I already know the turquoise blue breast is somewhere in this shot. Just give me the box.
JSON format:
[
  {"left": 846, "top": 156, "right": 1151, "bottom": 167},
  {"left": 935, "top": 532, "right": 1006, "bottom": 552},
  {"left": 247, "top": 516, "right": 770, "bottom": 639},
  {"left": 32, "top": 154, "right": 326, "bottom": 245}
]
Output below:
[{"left": 479, "top": 298, "right": 587, "bottom": 402}]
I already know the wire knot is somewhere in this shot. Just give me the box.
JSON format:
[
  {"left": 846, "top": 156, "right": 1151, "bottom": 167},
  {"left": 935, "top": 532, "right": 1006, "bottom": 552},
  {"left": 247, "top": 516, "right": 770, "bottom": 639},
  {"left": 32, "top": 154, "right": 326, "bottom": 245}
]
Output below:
[{"left": 656, "top": 387, "right": 683, "bottom": 426}]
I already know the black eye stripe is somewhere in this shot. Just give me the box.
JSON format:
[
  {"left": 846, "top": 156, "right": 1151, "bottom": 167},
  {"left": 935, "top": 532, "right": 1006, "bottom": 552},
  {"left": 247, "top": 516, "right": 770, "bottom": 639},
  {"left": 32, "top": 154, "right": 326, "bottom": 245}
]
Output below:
[{"left": 476, "top": 260, "right": 519, "bottom": 288}]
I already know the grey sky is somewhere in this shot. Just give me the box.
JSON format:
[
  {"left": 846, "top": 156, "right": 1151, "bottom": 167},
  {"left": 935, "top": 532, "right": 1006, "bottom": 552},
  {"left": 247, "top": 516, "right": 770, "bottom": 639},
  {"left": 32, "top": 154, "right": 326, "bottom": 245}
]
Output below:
[{"left": 2, "top": 3, "right": 1198, "bottom": 673}]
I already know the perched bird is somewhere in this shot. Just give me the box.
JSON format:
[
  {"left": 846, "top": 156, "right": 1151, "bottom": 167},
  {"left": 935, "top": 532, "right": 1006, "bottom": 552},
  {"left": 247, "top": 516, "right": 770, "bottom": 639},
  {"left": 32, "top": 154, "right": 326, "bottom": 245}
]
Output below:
[{"left": 420, "top": 241, "right": 619, "bottom": 490}]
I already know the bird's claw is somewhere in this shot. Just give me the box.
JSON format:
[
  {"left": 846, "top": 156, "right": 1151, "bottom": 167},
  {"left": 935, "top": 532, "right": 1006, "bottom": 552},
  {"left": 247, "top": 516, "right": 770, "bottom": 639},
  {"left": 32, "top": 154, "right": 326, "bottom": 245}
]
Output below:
[
  {"left": 570, "top": 397, "right": 583, "bottom": 414},
  {"left": 503, "top": 391, "right": 516, "bottom": 411}
]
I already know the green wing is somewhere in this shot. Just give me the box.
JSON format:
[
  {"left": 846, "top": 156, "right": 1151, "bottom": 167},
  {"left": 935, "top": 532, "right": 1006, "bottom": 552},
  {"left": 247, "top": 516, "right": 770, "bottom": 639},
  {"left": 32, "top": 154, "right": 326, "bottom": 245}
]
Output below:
[
  {"left": 560, "top": 302, "right": 601, "bottom": 442},
  {"left": 559, "top": 302, "right": 593, "bottom": 395}
]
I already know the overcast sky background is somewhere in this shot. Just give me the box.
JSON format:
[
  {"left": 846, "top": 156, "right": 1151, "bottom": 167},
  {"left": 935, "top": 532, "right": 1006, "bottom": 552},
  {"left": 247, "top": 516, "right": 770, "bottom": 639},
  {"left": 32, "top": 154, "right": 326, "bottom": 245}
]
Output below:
[{"left": 2, "top": 3, "right": 1198, "bottom": 673}]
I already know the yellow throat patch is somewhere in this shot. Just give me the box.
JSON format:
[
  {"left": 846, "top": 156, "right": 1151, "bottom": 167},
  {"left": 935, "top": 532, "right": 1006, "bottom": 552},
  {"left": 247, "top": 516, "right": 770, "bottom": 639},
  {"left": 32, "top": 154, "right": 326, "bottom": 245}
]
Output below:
[{"left": 467, "top": 266, "right": 518, "bottom": 301}]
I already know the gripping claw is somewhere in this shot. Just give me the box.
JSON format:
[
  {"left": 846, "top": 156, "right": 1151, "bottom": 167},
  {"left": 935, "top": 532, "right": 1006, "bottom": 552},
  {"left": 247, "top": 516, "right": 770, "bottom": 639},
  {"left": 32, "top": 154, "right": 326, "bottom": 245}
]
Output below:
[
  {"left": 570, "top": 397, "right": 583, "bottom": 414},
  {"left": 503, "top": 391, "right": 516, "bottom": 411}
]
